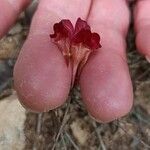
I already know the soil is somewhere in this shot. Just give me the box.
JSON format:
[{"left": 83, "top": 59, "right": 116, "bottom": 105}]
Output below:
[{"left": 0, "top": 1, "right": 150, "bottom": 150}]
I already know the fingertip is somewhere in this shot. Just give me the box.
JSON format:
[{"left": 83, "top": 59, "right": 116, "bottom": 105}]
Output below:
[
  {"left": 80, "top": 52, "right": 133, "bottom": 123},
  {"left": 13, "top": 0, "right": 91, "bottom": 113},
  {"left": 88, "top": 95, "right": 133, "bottom": 123},
  {"left": 134, "top": 0, "right": 150, "bottom": 61},
  {"left": 13, "top": 35, "right": 71, "bottom": 112},
  {"left": 79, "top": 0, "right": 133, "bottom": 123},
  {"left": 0, "top": 0, "right": 30, "bottom": 38},
  {"left": 136, "top": 26, "right": 150, "bottom": 61}
]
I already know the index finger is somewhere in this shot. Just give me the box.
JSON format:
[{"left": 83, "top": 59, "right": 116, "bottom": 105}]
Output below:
[{"left": 0, "top": 0, "right": 30, "bottom": 38}]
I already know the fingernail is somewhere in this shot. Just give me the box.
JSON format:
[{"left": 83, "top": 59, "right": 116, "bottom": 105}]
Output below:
[
  {"left": 89, "top": 113, "right": 118, "bottom": 123},
  {"left": 145, "top": 55, "right": 150, "bottom": 63},
  {"left": 19, "top": 99, "right": 40, "bottom": 113},
  {"left": 26, "top": 108, "right": 40, "bottom": 113},
  {"left": 88, "top": 113, "right": 106, "bottom": 124}
]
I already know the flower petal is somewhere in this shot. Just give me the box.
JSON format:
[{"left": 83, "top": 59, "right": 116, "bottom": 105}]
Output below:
[
  {"left": 50, "top": 19, "right": 74, "bottom": 41},
  {"left": 85, "top": 33, "right": 101, "bottom": 49},
  {"left": 50, "top": 18, "right": 101, "bottom": 88},
  {"left": 74, "top": 18, "right": 90, "bottom": 35},
  {"left": 72, "top": 29, "right": 90, "bottom": 44}
]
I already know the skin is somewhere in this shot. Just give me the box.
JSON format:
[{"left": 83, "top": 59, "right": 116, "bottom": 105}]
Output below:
[{"left": 0, "top": 0, "right": 150, "bottom": 122}]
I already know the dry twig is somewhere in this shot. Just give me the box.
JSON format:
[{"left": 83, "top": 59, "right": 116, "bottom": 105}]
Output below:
[
  {"left": 92, "top": 121, "right": 107, "bottom": 150},
  {"left": 32, "top": 113, "right": 43, "bottom": 150},
  {"left": 65, "top": 132, "right": 80, "bottom": 150},
  {"left": 61, "top": 133, "right": 67, "bottom": 150},
  {"left": 46, "top": 96, "right": 71, "bottom": 150},
  {"left": 115, "top": 122, "right": 150, "bottom": 149}
]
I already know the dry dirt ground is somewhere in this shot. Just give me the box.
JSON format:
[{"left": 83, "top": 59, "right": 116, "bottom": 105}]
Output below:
[{"left": 0, "top": 2, "right": 150, "bottom": 150}]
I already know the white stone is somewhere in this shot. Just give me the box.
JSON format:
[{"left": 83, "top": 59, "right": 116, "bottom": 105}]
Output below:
[{"left": 0, "top": 94, "right": 26, "bottom": 150}]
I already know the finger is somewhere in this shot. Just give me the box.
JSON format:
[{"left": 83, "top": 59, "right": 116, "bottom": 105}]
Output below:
[
  {"left": 80, "top": 0, "right": 133, "bottom": 123},
  {"left": 134, "top": 0, "right": 150, "bottom": 62},
  {"left": 14, "top": 0, "right": 91, "bottom": 112},
  {"left": 0, "top": 0, "right": 30, "bottom": 38}
]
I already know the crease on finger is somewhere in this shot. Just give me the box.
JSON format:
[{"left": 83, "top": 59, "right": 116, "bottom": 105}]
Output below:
[{"left": 86, "top": 0, "right": 93, "bottom": 20}]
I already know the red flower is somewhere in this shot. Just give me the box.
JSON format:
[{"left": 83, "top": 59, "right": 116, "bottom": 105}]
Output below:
[
  {"left": 72, "top": 18, "right": 101, "bottom": 49},
  {"left": 50, "top": 19, "right": 74, "bottom": 41},
  {"left": 50, "top": 18, "right": 101, "bottom": 87}
]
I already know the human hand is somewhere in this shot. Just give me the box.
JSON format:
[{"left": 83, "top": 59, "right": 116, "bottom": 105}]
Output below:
[{"left": 1, "top": 0, "right": 149, "bottom": 123}]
